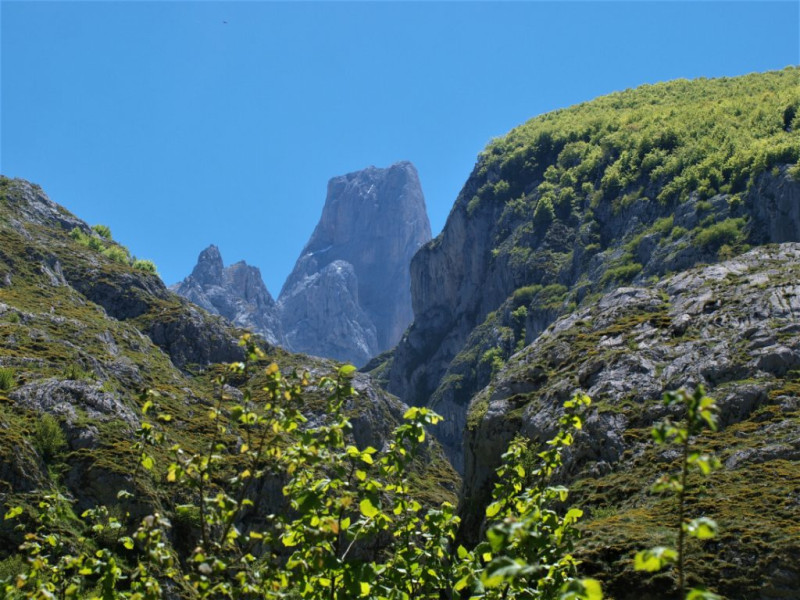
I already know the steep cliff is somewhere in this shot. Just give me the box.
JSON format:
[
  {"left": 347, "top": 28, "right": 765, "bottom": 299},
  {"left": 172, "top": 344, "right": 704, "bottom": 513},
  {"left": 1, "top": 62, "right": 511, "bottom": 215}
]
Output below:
[
  {"left": 174, "top": 162, "right": 431, "bottom": 367},
  {"left": 278, "top": 161, "right": 431, "bottom": 365},
  {"left": 380, "top": 68, "right": 800, "bottom": 470},
  {"left": 171, "top": 245, "right": 282, "bottom": 346},
  {"left": 461, "top": 244, "right": 800, "bottom": 598}
]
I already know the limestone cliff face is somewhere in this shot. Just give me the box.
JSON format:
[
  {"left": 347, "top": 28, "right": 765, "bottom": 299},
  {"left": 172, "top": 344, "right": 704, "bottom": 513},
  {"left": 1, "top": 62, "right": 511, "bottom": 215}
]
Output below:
[
  {"left": 460, "top": 244, "right": 800, "bottom": 598},
  {"left": 278, "top": 260, "right": 378, "bottom": 366},
  {"left": 379, "top": 69, "right": 800, "bottom": 470},
  {"left": 173, "top": 162, "right": 431, "bottom": 367},
  {"left": 278, "top": 161, "right": 431, "bottom": 364},
  {"left": 171, "top": 245, "right": 282, "bottom": 346}
]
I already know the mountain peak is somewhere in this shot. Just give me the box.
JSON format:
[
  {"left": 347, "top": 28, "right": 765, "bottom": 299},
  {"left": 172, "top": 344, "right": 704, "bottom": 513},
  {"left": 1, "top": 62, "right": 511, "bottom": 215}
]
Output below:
[
  {"left": 190, "top": 244, "right": 224, "bottom": 284},
  {"left": 279, "top": 161, "right": 432, "bottom": 359}
]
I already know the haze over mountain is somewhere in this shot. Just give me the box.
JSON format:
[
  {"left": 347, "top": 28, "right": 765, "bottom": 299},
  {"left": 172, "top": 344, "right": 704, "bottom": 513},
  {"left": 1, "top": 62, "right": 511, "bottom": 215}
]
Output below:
[{"left": 173, "top": 161, "right": 431, "bottom": 366}]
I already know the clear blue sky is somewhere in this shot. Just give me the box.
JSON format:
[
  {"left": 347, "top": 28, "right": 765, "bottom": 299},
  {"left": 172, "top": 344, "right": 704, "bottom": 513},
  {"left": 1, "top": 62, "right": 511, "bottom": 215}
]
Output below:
[{"left": 2, "top": 1, "right": 798, "bottom": 294}]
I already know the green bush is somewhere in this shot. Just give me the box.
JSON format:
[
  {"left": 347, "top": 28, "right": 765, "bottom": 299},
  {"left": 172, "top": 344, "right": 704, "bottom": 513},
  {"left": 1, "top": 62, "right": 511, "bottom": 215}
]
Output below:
[
  {"left": 33, "top": 413, "right": 67, "bottom": 462},
  {"left": 132, "top": 259, "right": 158, "bottom": 274},
  {"left": 601, "top": 262, "right": 643, "bottom": 285},
  {"left": 0, "top": 367, "right": 14, "bottom": 391},
  {"left": 102, "top": 245, "right": 130, "bottom": 265},
  {"left": 62, "top": 363, "right": 92, "bottom": 381},
  {"left": 694, "top": 218, "right": 745, "bottom": 250},
  {"left": 92, "top": 224, "right": 112, "bottom": 240}
]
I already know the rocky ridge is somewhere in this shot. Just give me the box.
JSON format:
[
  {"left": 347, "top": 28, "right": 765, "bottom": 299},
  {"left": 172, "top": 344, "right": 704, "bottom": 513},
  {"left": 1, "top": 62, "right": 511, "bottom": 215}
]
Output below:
[
  {"left": 174, "top": 161, "right": 431, "bottom": 367},
  {"left": 170, "top": 245, "right": 282, "bottom": 346}
]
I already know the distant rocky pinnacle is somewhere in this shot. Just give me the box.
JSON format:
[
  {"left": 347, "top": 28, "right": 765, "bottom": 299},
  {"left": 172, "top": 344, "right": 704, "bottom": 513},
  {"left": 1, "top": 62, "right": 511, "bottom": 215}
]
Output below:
[
  {"left": 170, "top": 245, "right": 282, "bottom": 346},
  {"left": 173, "top": 161, "right": 432, "bottom": 366},
  {"left": 279, "top": 161, "right": 431, "bottom": 364}
]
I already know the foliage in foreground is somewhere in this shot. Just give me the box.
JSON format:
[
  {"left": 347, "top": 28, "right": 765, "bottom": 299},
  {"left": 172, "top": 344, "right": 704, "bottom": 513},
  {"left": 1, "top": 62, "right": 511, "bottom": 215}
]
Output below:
[
  {"left": 0, "top": 337, "right": 721, "bottom": 599},
  {"left": 0, "top": 337, "right": 600, "bottom": 599}
]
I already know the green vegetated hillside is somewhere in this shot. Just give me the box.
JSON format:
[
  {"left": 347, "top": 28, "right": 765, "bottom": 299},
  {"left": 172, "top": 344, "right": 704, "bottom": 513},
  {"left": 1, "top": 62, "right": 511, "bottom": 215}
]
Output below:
[
  {"left": 0, "top": 177, "right": 458, "bottom": 587},
  {"left": 381, "top": 67, "right": 800, "bottom": 471},
  {"left": 462, "top": 245, "right": 800, "bottom": 598},
  {"left": 368, "top": 68, "right": 800, "bottom": 598}
]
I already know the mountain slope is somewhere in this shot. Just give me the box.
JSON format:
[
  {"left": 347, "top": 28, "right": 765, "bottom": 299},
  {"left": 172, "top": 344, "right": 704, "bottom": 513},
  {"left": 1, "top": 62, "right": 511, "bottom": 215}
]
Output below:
[
  {"left": 0, "top": 176, "right": 457, "bottom": 563},
  {"left": 378, "top": 68, "right": 800, "bottom": 469},
  {"left": 462, "top": 244, "right": 800, "bottom": 598}
]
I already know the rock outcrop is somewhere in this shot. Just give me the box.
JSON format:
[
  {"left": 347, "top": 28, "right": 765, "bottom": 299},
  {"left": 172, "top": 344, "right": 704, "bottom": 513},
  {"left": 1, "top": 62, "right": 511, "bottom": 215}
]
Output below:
[
  {"left": 460, "top": 244, "right": 800, "bottom": 598},
  {"left": 277, "top": 161, "right": 431, "bottom": 365},
  {"left": 173, "top": 162, "right": 432, "bottom": 367},
  {"left": 171, "top": 245, "right": 282, "bottom": 346}
]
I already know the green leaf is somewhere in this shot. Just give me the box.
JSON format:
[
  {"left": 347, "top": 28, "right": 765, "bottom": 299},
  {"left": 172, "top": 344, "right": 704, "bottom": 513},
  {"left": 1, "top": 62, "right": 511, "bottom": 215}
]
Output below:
[
  {"left": 360, "top": 498, "right": 379, "bottom": 518},
  {"left": 121, "top": 537, "right": 134, "bottom": 550},
  {"left": 481, "top": 556, "right": 523, "bottom": 588},
  {"left": 559, "top": 578, "right": 603, "bottom": 600},
  {"left": 485, "top": 501, "right": 503, "bottom": 518},
  {"left": 338, "top": 364, "right": 357, "bottom": 377},
  {"left": 4, "top": 506, "right": 22, "bottom": 520},
  {"left": 686, "top": 588, "right": 722, "bottom": 600},
  {"left": 634, "top": 547, "right": 677, "bottom": 572},
  {"left": 685, "top": 517, "right": 717, "bottom": 539},
  {"left": 403, "top": 406, "right": 419, "bottom": 420}
]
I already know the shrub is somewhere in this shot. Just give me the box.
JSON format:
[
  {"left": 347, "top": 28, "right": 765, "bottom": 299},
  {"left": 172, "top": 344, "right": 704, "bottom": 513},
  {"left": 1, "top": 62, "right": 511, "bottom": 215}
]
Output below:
[
  {"left": 102, "top": 245, "right": 130, "bottom": 265},
  {"left": 601, "top": 262, "right": 643, "bottom": 285},
  {"left": 33, "top": 413, "right": 67, "bottom": 462},
  {"left": 0, "top": 367, "right": 14, "bottom": 391},
  {"left": 533, "top": 195, "right": 555, "bottom": 228},
  {"left": 132, "top": 259, "right": 158, "bottom": 275},
  {"left": 92, "top": 224, "right": 112, "bottom": 240},
  {"left": 62, "top": 363, "right": 92, "bottom": 381},
  {"left": 694, "top": 218, "right": 745, "bottom": 250}
]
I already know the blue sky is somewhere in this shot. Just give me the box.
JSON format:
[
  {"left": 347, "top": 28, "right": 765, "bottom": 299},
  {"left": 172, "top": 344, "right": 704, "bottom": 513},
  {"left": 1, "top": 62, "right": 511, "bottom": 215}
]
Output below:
[{"left": 2, "top": 1, "right": 798, "bottom": 294}]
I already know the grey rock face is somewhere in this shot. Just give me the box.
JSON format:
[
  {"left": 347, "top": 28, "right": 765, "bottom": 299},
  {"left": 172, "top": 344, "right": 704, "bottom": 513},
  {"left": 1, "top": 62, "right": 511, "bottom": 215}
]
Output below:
[
  {"left": 172, "top": 163, "right": 430, "bottom": 366},
  {"left": 384, "top": 166, "right": 800, "bottom": 470},
  {"left": 10, "top": 378, "right": 139, "bottom": 427},
  {"left": 2, "top": 178, "right": 90, "bottom": 235},
  {"left": 145, "top": 300, "right": 244, "bottom": 368},
  {"left": 279, "top": 260, "right": 378, "bottom": 366},
  {"left": 459, "top": 244, "right": 800, "bottom": 595},
  {"left": 171, "top": 245, "right": 282, "bottom": 346},
  {"left": 277, "top": 162, "right": 431, "bottom": 364}
]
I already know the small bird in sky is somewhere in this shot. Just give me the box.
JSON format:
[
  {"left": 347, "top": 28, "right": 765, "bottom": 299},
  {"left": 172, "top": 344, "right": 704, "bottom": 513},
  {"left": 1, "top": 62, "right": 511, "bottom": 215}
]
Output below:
[{"left": 223, "top": 20, "right": 228, "bottom": 24}]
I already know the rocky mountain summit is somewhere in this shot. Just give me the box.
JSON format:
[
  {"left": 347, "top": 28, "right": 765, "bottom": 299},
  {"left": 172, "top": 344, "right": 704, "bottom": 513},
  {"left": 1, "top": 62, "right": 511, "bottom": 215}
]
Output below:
[
  {"left": 175, "top": 161, "right": 431, "bottom": 366},
  {"left": 170, "top": 245, "right": 282, "bottom": 346},
  {"left": 279, "top": 161, "right": 431, "bottom": 365},
  {"left": 461, "top": 244, "right": 800, "bottom": 598}
]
